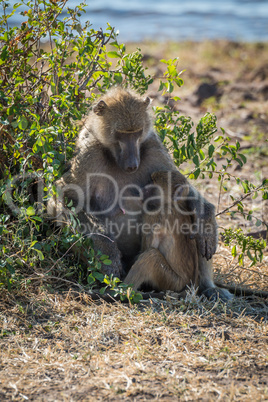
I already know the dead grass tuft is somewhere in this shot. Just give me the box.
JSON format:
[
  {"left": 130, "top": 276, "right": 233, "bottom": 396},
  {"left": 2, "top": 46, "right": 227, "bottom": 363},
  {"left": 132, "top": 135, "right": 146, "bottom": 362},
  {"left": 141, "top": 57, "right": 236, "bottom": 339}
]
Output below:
[{"left": 1, "top": 260, "right": 267, "bottom": 401}]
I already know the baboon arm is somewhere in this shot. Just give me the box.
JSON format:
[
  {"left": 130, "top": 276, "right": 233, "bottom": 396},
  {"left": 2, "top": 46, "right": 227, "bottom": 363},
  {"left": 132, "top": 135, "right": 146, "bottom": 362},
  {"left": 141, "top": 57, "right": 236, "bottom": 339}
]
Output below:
[
  {"left": 187, "top": 185, "right": 218, "bottom": 260},
  {"left": 124, "top": 247, "right": 190, "bottom": 294},
  {"left": 145, "top": 136, "right": 218, "bottom": 261}
]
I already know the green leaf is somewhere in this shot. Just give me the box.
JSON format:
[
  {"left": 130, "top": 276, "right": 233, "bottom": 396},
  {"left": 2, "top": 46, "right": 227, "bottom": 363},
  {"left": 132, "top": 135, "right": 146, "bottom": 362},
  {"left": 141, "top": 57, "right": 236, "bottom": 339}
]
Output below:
[
  {"left": 238, "top": 254, "right": 244, "bottom": 265},
  {"left": 167, "top": 82, "right": 174, "bottom": 93},
  {"left": 193, "top": 168, "right": 200, "bottom": 179},
  {"left": 131, "top": 292, "right": 143, "bottom": 304},
  {"left": 26, "top": 206, "right": 35, "bottom": 216},
  {"left": 37, "top": 136, "right": 46, "bottom": 147},
  {"left": 238, "top": 153, "right": 247, "bottom": 164},
  {"left": 107, "top": 51, "right": 120, "bottom": 58},
  {"left": 87, "top": 274, "right": 95, "bottom": 285},
  {"left": 36, "top": 249, "right": 44, "bottom": 261},
  {"left": 193, "top": 155, "right": 199, "bottom": 167},
  {"left": 247, "top": 249, "right": 254, "bottom": 261},
  {"left": 167, "top": 64, "right": 177, "bottom": 77},
  {"left": 235, "top": 158, "right": 243, "bottom": 167},
  {"left": 199, "top": 149, "right": 205, "bottom": 160},
  {"left": 158, "top": 81, "right": 164, "bottom": 92},
  {"left": 51, "top": 82, "right": 56, "bottom": 95},
  {"left": 0, "top": 45, "right": 8, "bottom": 62},
  {"left": 208, "top": 144, "right": 215, "bottom": 158},
  {"left": 100, "top": 254, "right": 109, "bottom": 260},
  {"left": 18, "top": 116, "right": 28, "bottom": 130},
  {"left": 32, "top": 216, "right": 43, "bottom": 222},
  {"left": 231, "top": 245, "right": 237, "bottom": 258},
  {"left": 241, "top": 181, "right": 250, "bottom": 193},
  {"left": 102, "top": 259, "right": 112, "bottom": 265},
  {"left": 93, "top": 272, "right": 104, "bottom": 281},
  {"left": 114, "top": 73, "right": 123, "bottom": 84}
]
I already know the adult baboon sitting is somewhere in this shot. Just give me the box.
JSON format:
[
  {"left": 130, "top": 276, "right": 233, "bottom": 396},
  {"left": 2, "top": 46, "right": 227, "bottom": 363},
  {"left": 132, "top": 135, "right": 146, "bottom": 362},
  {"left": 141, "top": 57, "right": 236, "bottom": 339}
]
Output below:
[{"left": 47, "top": 87, "right": 232, "bottom": 301}]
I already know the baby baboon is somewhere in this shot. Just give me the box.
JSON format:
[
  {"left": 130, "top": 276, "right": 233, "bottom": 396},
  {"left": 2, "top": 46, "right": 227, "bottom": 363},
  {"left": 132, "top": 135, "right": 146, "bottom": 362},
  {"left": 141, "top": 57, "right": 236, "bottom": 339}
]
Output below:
[
  {"left": 124, "top": 171, "right": 199, "bottom": 295},
  {"left": 47, "top": 87, "right": 232, "bottom": 301}
]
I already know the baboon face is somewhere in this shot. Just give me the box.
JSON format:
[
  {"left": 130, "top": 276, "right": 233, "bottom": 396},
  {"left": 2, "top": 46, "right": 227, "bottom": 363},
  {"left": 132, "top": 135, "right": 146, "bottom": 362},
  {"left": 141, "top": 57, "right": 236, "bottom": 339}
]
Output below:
[
  {"left": 92, "top": 88, "right": 151, "bottom": 174},
  {"left": 114, "top": 128, "right": 143, "bottom": 173}
]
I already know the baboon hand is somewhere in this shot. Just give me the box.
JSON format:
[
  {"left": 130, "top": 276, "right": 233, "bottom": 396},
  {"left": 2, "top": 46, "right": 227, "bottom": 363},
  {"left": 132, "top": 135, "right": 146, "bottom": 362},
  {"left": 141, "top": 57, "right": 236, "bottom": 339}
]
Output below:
[{"left": 194, "top": 215, "right": 218, "bottom": 260}]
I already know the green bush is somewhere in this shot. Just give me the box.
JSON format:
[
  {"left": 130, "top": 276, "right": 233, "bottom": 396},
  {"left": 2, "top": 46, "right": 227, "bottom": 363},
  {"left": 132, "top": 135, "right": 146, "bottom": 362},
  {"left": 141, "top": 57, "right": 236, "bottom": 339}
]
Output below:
[{"left": 0, "top": 0, "right": 267, "bottom": 296}]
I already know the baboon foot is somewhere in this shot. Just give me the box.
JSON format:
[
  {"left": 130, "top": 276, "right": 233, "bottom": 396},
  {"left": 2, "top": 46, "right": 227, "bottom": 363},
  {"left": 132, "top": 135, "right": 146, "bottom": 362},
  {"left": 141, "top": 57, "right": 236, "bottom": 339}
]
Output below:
[{"left": 203, "top": 286, "right": 234, "bottom": 302}]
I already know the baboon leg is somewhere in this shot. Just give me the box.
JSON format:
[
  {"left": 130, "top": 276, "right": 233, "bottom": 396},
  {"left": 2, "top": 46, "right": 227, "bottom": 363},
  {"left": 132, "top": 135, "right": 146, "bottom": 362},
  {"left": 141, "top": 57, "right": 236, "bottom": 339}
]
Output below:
[
  {"left": 75, "top": 210, "right": 124, "bottom": 279},
  {"left": 198, "top": 257, "right": 214, "bottom": 291},
  {"left": 198, "top": 257, "right": 233, "bottom": 302},
  {"left": 124, "top": 247, "right": 191, "bottom": 294}
]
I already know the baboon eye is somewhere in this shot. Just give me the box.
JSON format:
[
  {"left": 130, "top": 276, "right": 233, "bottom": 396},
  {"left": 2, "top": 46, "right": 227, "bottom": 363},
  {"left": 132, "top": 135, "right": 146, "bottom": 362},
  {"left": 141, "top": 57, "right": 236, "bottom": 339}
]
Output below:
[{"left": 115, "top": 130, "right": 143, "bottom": 141}]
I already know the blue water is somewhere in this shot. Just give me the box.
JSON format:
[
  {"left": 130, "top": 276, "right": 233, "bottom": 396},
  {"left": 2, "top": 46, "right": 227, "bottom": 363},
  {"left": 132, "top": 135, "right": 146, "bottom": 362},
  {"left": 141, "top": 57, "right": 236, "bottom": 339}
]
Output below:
[{"left": 4, "top": 0, "right": 268, "bottom": 42}]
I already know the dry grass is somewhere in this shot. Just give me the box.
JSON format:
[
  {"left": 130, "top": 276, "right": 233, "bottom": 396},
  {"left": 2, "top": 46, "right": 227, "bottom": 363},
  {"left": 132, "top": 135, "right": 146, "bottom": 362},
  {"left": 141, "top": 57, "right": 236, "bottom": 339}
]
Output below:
[
  {"left": 214, "top": 243, "right": 268, "bottom": 294},
  {"left": 1, "top": 262, "right": 267, "bottom": 402}
]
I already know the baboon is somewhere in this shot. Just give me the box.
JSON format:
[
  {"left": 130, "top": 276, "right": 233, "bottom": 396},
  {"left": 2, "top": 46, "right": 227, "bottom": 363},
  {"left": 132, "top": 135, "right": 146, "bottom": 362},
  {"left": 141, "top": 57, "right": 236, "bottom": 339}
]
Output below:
[
  {"left": 124, "top": 171, "right": 199, "bottom": 296},
  {"left": 47, "top": 87, "right": 233, "bottom": 301}
]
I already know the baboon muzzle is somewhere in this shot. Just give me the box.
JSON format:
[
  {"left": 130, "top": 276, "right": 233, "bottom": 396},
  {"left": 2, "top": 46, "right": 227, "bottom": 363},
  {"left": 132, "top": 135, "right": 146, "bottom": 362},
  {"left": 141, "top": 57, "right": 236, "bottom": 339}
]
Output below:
[
  {"left": 120, "top": 138, "right": 140, "bottom": 173},
  {"left": 125, "top": 159, "right": 139, "bottom": 173}
]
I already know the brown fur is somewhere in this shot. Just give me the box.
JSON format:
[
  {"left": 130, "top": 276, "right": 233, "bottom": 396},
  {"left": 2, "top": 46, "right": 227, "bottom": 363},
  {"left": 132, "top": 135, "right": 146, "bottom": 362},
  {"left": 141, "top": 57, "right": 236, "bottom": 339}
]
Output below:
[
  {"left": 47, "top": 87, "right": 233, "bottom": 301},
  {"left": 124, "top": 171, "right": 199, "bottom": 295}
]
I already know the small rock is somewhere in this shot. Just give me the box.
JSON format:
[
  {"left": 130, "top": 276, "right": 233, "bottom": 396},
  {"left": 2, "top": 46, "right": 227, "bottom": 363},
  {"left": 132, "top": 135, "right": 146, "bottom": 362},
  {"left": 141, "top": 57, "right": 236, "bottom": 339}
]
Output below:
[
  {"left": 250, "top": 63, "right": 268, "bottom": 82},
  {"left": 189, "top": 82, "right": 220, "bottom": 106}
]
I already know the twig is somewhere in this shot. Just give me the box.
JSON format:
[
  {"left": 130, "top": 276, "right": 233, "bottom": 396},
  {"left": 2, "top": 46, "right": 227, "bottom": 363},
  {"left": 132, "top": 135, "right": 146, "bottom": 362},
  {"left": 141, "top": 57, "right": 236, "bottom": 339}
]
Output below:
[
  {"left": 41, "top": 234, "right": 90, "bottom": 275},
  {"left": 27, "top": 275, "right": 166, "bottom": 303},
  {"left": 216, "top": 183, "right": 265, "bottom": 217},
  {"left": 62, "top": 288, "right": 166, "bottom": 303},
  {"left": 231, "top": 265, "right": 268, "bottom": 278},
  {"left": 217, "top": 174, "right": 224, "bottom": 214},
  {"left": 215, "top": 281, "right": 268, "bottom": 298},
  {"left": 78, "top": 28, "right": 115, "bottom": 91}
]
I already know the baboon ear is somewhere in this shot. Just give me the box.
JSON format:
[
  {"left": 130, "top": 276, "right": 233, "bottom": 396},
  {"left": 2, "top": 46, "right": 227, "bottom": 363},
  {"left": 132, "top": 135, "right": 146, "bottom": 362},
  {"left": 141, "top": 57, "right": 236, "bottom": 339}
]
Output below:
[
  {"left": 143, "top": 96, "right": 151, "bottom": 108},
  {"left": 93, "top": 100, "right": 107, "bottom": 116}
]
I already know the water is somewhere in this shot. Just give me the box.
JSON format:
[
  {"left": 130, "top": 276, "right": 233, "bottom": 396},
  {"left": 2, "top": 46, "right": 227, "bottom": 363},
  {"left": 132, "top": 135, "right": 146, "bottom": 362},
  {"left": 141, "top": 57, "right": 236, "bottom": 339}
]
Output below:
[{"left": 3, "top": 0, "right": 268, "bottom": 42}]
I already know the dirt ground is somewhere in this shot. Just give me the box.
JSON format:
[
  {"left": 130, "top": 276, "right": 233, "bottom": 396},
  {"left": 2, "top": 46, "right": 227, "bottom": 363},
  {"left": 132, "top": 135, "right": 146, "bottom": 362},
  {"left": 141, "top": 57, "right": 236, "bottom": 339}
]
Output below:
[{"left": 0, "top": 40, "right": 268, "bottom": 401}]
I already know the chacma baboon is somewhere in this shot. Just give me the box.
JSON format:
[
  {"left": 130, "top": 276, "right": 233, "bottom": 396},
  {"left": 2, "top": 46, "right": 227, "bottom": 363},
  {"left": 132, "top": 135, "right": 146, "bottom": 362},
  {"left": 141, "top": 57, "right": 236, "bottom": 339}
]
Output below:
[
  {"left": 124, "top": 170, "right": 199, "bottom": 296},
  {"left": 47, "top": 87, "right": 233, "bottom": 301}
]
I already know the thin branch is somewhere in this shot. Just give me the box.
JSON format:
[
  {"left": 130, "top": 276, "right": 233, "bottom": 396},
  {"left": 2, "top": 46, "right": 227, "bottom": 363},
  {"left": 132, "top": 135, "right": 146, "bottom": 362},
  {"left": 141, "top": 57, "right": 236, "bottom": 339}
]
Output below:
[
  {"left": 78, "top": 28, "right": 115, "bottom": 91},
  {"left": 27, "top": 275, "right": 166, "bottom": 303},
  {"left": 217, "top": 174, "right": 224, "bottom": 214},
  {"left": 215, "top": 183, "right": 266, "bottom": 217}
]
